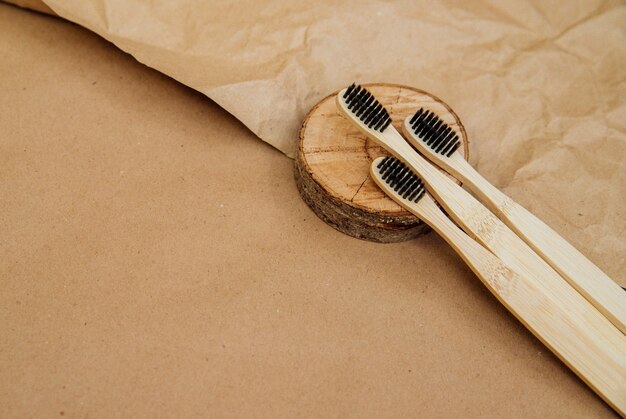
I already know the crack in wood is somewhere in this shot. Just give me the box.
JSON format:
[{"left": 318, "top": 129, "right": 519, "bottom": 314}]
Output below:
[{"left": 350, "top": 174, "right": 370, "bottom": 202}]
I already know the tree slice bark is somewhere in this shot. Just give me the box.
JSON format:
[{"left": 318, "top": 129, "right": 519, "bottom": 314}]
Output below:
[{"left": 295, "top": 83, "right": 469, "bottom": 242}]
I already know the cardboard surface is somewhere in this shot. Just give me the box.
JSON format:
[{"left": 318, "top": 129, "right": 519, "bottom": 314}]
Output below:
[{"left": 0, "top": 3, "right": 621, "bottom": 418}]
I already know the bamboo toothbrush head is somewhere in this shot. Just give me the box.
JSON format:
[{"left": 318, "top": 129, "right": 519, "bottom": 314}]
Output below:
[
  {"left": 338, "top": 83, "right": 392, "bottom": 132},
  {"left": 407, "top": 108, "right": 462, "bottom": 157},
  {"left": 336, "top": 83, "right": 417, "bottom": 159},
  {"left": 371, "top": 157, "right": 426, "bottom": 204},
  {"left": 401, "top": 108, "right": 467, "bottom": 174}
]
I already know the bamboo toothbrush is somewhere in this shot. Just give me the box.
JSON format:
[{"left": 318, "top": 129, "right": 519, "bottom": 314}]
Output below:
[
  {"left": 402, "top": 109, "right": 626, "bottom": 334},
  {"left": 370, "top": 155, "right": 625, "bottom": 412},
  {"left": 336, "top": 84, "right": 626, "bottom": 412}
]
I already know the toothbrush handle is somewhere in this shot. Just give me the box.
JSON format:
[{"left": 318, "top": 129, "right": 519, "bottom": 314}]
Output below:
[
  {"left": 411, "top": 197, "right": 626, "bottom": 415},
  {"left": 454, "top": 156, "right": 626, "bottom": 335}
]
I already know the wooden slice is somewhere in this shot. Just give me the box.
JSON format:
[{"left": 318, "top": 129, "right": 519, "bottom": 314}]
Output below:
[{"left": 295, "top": 83, "right": 470, "bottom": 242}]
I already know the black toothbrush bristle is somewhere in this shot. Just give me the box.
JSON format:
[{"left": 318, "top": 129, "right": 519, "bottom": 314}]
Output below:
[
  {"left": 410, "top": 108, "right": 461, "bottom": 157},
  {"left": 376, "top": 157, "right": 425, "bottom": 203},
  {"left": 343, "top": 84, "right": 392, "bottom": 132}
]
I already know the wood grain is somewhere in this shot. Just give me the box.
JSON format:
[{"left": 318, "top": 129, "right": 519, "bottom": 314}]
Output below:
[{"left": 295, "top": 83, "right": 469, "bottom": 242}]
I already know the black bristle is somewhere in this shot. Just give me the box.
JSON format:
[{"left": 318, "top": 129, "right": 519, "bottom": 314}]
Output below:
[
  {"left": 429, "top": 125, "right": 452, "bottom": 148},
  {"left": 374, "top": 109, "right": 390, "bottom": 130},
  {"left": 342, "top": 84, "right": 392, "bottom": 132},
  {"left": 363, "top": 103, "right": 380, "bottom": 125},
  {"left": 380, "top": 117, "right": 392, "bottom": 131},
  {"left": 343, "top": 83, "right": 355, "bottom": 99},
  {"left": 409, "top": 108, "right": 461, "bottom": 157},
  {"left": 356, "top": 94, "right": 374, "bottom": 117},
  {"left": 346, "top": 85, "right": 361, "bottom": 110},
  {"left": 398, "top": 176, "right": 418, "bottom": 197},
  {"left": 407, "top": 184, "right": 424, "bottom": 201},
  {"left": 445, "top": 142, "right": 461, "bottom": 157},
  {"left": 409, "top": 108, "right": 424, "bottom": 125},
  {"left": 376, "top": 157, "right": 425, "bottom": 203},
  {"left": 422, "top": 111, "right": 437, "bottom": 130},
  {"left": 391, "top": 166, "right": 409, "bottom": 189},
  {"left": 436, "top": 132, "right": 457, "bottom": 154}
]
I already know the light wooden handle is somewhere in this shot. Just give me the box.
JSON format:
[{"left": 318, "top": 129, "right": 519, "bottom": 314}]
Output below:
[
  {"left": 453, "top": 154, "right": 626, "bottom": 334},
  {"left": 371, "top": 178, "right": 626, "bottom": 414},
  {"left": 400, "top": 118, "right": 626, "bottom": 335},
  {"left": 338, "top": 90, "right": 626, "bottom": 412}
]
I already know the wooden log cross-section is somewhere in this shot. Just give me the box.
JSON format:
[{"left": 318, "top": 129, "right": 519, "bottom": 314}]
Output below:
[{"left": 295, "top": 84, "right": 470, "bottom": 242}]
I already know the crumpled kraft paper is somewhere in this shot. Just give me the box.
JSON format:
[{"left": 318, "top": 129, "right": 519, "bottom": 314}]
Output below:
[
  {"left": 6, "top": 0, "right": 52, "bottom": 13},
  {"left": 5, "top": 0, "right": 625, "bottom": 282}
]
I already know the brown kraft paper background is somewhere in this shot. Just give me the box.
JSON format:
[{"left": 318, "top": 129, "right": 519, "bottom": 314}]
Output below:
[
  {"left": 7, "top": 0, "right": 624, "bottom": 281},
  {"left": 0, "top": 1, "right": 624, "bottom": 417}
]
